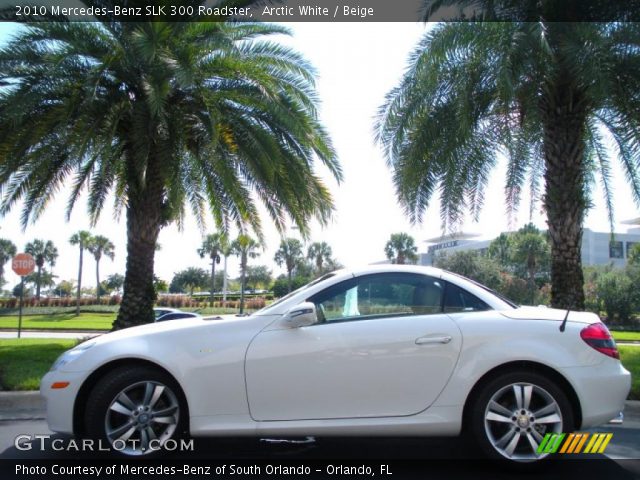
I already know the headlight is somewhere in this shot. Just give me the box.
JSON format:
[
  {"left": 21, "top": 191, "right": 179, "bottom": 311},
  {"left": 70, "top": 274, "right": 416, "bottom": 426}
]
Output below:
[{"left": 49, "top": 341, "right": 96, "bottom": 371}]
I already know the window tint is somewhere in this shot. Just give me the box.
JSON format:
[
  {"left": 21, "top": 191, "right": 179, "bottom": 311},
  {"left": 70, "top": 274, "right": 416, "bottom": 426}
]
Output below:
[
  {"left": 309, "top": 273, "right": 444, "bottom": 323},
  {"left": 609, "top": 241, "right": 623, "bottom": 259},
  {"left": 626, "top": 242, "right": 637, "bottom": 258},
  {"left": 158, "top": 313, "right": 195, "bottom": 321},
  {"left": 443, "top": 282, "right": 490, "bottom": 313}
]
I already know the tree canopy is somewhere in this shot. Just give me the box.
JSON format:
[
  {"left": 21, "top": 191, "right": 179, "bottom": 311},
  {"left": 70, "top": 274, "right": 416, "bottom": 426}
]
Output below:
[{"left": 0, "top": 5, "right": 341, "bottom": 328}]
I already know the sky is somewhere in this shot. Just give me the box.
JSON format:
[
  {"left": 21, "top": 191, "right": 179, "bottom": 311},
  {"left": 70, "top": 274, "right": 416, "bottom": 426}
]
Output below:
[{"left": 0, "top": 21, "right": 638, "bottom": 291}]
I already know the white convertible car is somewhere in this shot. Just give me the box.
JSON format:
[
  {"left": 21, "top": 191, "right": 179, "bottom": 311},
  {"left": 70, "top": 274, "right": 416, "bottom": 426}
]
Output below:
[{"left": 41, "top": 265, "right": 630, "bottom": 462}]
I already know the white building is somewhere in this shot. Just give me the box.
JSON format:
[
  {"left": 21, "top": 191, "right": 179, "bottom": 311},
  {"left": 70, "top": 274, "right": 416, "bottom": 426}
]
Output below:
[{"left": 420, "top": 222, "right": 640, "bottom": 267}]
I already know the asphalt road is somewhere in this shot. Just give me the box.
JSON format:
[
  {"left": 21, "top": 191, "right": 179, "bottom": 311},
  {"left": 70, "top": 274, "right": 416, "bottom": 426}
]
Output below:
[{"left": 1, "top": 419, "right": 639, "bottom": 479}]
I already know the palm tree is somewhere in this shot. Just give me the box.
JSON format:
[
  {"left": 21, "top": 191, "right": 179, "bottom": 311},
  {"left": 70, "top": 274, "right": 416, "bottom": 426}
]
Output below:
[
  {"left": 0, "top": 7, "right": 341, "bottom": 329},
  {"left": 171, "top": 267, "right": 209, "bottom": 297},
  {"left": 377, "top": 16, "right": 640, "bottom": 309},
  {"left": 0, "top": 238, "right": 17, "bottom": 287},
  {"left": 69, "top": 231, "right": 92, "bottom": 316},
  {"left": 24, "top": 239, "right": 58, "bottom": 299},
  {"left": 231, "top": 234, "right": 261, "bottom": 314},
  {"left": 488, "top": 233, "right": 513, "bottom": 269},
  {"left": 307, "top": 241, "right": 333, "bottom": 275},
  {"left": 274, "top": 238, "right": 304, "bottom": 293},
  {"left": 87, "top": 235, "right": 115, "bottom": 302},
  {"left": 198, "top": 233, "right": 228, "bottom": 304},
  {"left": 384, "top": 233, "right": 419, "bottom": 265},
  {"left": 511, "top": 224, "right": 551, "bottom": 304}
]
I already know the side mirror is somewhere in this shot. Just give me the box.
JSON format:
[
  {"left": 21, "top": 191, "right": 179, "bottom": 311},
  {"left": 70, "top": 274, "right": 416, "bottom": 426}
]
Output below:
[{"left": 282, "top": 302, "right": 318, "bottom": 328}]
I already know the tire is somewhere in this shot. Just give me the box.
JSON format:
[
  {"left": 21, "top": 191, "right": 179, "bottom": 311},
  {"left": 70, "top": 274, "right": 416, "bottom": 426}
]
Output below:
[
  {"left": 470, "top": 371, "right": 574, "bottom": 463},
  {"left": 84, "top": 365, "right": 187, "bottom": 456}
]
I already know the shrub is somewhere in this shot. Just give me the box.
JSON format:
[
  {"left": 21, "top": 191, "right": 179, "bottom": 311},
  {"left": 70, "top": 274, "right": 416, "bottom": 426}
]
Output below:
[
  {"left": 245, "top": 297, "right": 266, "bottom": 310},
  {"left": 596, "top": 270, "right": 637, "bottom": 324}
]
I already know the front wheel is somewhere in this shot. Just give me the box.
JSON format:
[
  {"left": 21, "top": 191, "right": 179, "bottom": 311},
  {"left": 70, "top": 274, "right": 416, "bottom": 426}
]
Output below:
[
  {"left": 470, "top": 371, "right": 574, "bottom": 463},
  {"left": 85, "top": 366, "right": 186, "bottom": 456}
]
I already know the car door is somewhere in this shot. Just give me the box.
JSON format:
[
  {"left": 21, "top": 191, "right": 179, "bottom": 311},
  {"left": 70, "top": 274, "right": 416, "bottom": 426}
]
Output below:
[{"left": 245, "top": 272, "right": 462, "bottom": 421}]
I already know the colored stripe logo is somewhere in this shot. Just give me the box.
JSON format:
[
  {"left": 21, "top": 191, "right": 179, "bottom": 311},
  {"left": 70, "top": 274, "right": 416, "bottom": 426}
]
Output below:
[{"left": 537, "top": 432, "right": 613, "bottom": 454}]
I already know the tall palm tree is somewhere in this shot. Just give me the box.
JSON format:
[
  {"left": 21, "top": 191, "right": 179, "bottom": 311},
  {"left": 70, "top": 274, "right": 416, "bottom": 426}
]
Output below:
[
  {"left": 0, "top": 238, "right": 16, "bottom": 287},
  {"left": 87, "top": 235, "right": 115, "bottom": 302},
  {"left": 197, "top": 233, "right": 228, "bottom": 304},
  {"left": 0, "top": 5, "right": 341, "bottom": 329},
  {"left": 384, "top": 233, "right": 419, "bottom": 265},
  {"left": 307, "top": 241, "right": 333, "bottom": 275},
  {"left": 69, "top": 231, "right": 92, "bottom": 315},
  {"left": 274, "top": 238, "right": 304, "bottom": 293},
  {"left": 377, "top": 16, "right": 640, "bottom": 309},
  {"left": 231, "top": 234, "right": 261, "bottom": 314},
  {"left": 24, "top": 239, "right": 58, "bottom": 299}
]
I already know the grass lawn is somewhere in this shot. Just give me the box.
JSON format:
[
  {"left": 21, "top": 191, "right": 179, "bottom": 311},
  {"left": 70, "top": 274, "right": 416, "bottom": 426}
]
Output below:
[
  {"left": 0, "top": 339, "right": 76, "bottom": 390},
  {"left": 612, "top": 331, "right": 640, "bottom": 342},
  {"left": 0, "top": 313, "right": 115, "bottom": 330},
  {"left": 619, "top": 345, "right": 640, "bottom": 401}
]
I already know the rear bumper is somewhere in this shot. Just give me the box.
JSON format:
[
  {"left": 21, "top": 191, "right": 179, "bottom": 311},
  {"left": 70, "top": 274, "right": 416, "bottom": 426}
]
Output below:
[{"left": 560, "top": 360, "right": 631, "bottom": 429}]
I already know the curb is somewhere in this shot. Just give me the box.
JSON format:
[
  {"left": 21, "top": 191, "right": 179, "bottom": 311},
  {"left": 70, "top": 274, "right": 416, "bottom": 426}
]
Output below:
[
  {"left": 0, "top": 392, "right": 638, "bottom": 422},
  {"left": 0, "top": 391, "right": 45, "bottom": 421}
]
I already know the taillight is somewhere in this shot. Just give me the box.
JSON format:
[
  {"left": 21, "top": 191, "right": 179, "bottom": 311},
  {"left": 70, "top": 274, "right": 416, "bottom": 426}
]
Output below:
[{"left": 580, "top": 323, "right": 619, "bottom": 359}]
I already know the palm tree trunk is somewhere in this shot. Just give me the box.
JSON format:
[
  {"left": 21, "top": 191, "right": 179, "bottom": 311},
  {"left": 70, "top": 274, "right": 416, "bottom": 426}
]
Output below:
[
  {"left": 210, "top": 254, "right": 216, "bottom": 305},
  {"left": 95, "top": 258, "right": 101, "bottom": 302},
  {"left": 239, "top": 255, "right": 246, "bottom": 314},
  {"left": 223, "top": 255, "right": 228, "bottom": 304},
  {"left": 113, "top": 157, "right": 163, "bottom": 330},
  {"left": 541, "top": 80, "right": 587, "bottom": 310},
  {"left": 287, "top": 269, "right": 292, "bottom": 293},
  {"left": 75, "top": 246, "right": 82, "bottom": 316},
  {"left": 36, "top": 265, "right": 42, "bottom": 299},
  {"left": 528, "top": 269, "right": 536, "bottom": 305}
]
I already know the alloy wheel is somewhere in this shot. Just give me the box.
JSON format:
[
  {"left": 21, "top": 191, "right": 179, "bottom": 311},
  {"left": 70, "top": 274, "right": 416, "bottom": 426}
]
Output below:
[
  {"left": 104, "top": 380, "right": 180, "bottom": 456},
  {"left": 483, "top": 382, "right": 563, "bottom": 461}
]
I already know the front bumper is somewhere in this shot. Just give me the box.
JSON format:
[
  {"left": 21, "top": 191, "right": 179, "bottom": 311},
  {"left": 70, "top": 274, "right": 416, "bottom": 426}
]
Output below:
[
  {"left": 40, "top": 369, "right": 90, "bottom": 434},
  {"left": 560, "top": 360, "right": 631, "bottom": 429}
]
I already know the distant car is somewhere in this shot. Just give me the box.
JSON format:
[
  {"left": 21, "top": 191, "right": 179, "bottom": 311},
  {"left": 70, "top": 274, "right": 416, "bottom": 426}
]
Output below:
[
  {"left": 42, "top": 265, "right": 629, "bottom": 461},
  {"left": 153, "top": 308, "right": 180, "bottom": 320},
  {"left": 154, "top": 309, "right": 201, "bottom": 322}
]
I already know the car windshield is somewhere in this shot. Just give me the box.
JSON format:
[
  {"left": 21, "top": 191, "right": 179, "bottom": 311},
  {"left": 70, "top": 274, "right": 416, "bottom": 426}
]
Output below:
[{"left": 254, "top": 272, "right": 338, "bottom": 314}]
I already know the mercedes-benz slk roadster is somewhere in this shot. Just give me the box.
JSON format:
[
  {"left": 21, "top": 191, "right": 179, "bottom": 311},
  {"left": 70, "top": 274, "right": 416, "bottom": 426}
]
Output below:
[{"left": 41, "top": 265, "right": 630, "bottom": 462}]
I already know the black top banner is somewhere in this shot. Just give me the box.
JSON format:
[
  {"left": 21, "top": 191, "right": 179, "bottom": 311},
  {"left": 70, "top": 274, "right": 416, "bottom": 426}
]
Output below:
[{"left": 0, "top": 0, "right": 638, "bottom": 22}]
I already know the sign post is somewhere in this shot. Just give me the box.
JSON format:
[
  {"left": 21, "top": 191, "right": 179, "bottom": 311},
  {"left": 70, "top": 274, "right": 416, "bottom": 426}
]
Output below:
[{"left": 12, "top": 253, "right": 36, "bottom": 339}]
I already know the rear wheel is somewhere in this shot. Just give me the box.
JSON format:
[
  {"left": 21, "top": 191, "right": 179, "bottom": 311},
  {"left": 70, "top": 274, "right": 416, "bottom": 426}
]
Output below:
[
  {"left": 85, "top": 366, "right": 186, "bottom": 456},
  {"left": 470, "top": 371, "right": 574, "bottom": 463}
]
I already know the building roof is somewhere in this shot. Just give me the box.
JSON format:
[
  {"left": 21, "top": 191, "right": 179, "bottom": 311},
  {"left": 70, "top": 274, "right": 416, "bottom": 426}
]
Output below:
[{"left": 423, "top": 232, "right": 482, "bottom": 244}]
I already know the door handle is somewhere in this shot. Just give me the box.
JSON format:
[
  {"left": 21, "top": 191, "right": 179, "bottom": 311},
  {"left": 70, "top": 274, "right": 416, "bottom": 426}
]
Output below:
[{"left": 415, "top": 335, "right": 452, "bottom": 345}]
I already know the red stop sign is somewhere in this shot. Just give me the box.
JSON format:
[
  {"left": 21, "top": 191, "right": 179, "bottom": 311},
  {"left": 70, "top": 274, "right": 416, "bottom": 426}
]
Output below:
[{"left": 12, "top": 253, "right": 36, "bottom": 276}]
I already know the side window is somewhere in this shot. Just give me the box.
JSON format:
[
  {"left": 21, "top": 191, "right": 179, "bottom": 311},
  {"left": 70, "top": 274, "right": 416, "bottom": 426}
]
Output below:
[
  {"left": 309, "top": 273, "right": 444, "bottom": 323},
  {"left": 443, "top": 282, "right": 490, "bottom": 313}
]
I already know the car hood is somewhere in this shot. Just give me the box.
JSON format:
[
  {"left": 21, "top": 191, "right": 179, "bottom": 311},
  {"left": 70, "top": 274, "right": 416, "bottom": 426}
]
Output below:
[
  {"left": 86, "top": 314, "right": 266, "bottom": 346},
  {"left": 499, "top": 306, "right": 600, "bottom": 324}
]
